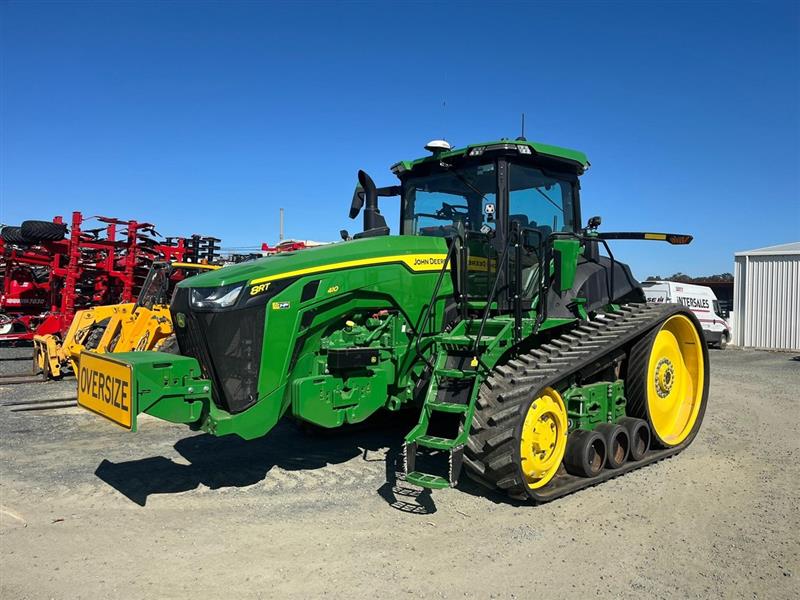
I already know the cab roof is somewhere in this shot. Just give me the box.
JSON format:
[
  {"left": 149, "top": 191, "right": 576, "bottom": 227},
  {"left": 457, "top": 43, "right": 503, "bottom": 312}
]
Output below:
[{"left": 391, "top": 139, "right": 590, "bottom": 175}]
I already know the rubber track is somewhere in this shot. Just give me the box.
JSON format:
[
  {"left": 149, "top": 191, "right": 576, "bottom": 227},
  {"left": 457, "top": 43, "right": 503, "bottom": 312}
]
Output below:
[
  {"left": 624, "top": 325, "right": 657, "bottom": 435},
  {"left": 463, "top": 302, "right": 697, "bottom": 502}
]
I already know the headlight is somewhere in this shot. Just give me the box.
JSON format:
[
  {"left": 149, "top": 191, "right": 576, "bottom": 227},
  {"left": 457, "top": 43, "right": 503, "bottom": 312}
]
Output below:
[{"left": 190, "top": 283, "right": 244, "bottom": 309}]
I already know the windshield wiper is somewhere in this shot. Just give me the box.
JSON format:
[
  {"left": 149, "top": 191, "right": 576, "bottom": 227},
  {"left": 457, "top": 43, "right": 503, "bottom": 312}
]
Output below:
[{"left": 440, "top": 161, "right": 491, "bottom": 204}]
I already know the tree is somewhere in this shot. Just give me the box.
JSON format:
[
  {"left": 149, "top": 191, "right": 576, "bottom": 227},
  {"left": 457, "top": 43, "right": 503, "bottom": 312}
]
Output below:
[
  {"left": 646, "top": 272, "right": 734, "bottom": 283},
  {"left": 669, "top": 272, "right": 693, "bottom": 283}
]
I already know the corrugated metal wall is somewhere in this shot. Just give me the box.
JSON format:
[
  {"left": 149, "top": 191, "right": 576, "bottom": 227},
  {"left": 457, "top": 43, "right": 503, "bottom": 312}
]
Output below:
[{"left": 733, "top": 254, "right": 800, "bottom": 351}]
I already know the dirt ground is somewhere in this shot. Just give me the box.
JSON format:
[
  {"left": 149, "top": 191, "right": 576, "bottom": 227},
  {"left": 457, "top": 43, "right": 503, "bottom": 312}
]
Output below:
[{"left": 0, "top": 346, "right": 798, "bottom": 599}]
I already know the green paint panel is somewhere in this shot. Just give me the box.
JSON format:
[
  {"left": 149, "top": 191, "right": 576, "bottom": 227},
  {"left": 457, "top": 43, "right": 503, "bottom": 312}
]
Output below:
[
  {"left": 553, "top": 239, "right": 581, "bottom": 292},
  {"left": 175, "top": 235, "right": 449, "bottom": 289}
]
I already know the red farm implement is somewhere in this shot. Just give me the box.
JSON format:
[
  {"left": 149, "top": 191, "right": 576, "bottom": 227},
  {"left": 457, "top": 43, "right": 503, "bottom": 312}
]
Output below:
[{"left": 0, "top": 212, "right": 220, "bottom": 344}]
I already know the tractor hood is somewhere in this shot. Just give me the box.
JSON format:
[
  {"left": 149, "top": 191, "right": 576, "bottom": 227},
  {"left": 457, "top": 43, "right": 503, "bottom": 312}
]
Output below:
[
  {"left": 169, "top": 233, "right": 452, "bottom": 427},
  {"left": 176, "top": 235, "right": 450, "bottom": 290}
]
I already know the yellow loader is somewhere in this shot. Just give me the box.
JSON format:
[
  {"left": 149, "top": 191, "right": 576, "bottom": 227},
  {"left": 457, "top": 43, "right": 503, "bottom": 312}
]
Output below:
[{"left": 33, "top": 261, "right": 219, "bottom": 378}]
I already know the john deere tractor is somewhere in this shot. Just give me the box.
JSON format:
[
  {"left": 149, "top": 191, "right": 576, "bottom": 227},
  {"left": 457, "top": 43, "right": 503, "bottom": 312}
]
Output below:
[{"left": 78, "top": 138, "right": 708, "bottom": 502}]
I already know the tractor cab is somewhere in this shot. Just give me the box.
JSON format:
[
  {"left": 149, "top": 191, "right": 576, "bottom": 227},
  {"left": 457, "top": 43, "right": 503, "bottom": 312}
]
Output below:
[
  {"left": 350, "top": 138, "right": 586, "bottom": 240},
  {"left": 396, "top": 138, "right": 584, "bottom": 239},
  {"left": 350, "top": 139, "right": 592, "bottom": 322}
]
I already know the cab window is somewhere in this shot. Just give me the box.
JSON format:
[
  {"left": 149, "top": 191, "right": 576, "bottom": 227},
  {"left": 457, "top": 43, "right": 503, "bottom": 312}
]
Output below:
[
  {"left": 402, "top": 164, "right": 497, "bottom": 236},
  {"left": 508, "top": 165, "right": 575, "bottom": 238}
]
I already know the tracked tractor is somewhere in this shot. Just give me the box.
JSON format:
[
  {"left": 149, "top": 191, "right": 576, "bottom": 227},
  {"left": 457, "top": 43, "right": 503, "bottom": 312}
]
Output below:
[
  {"left": 34, "top": 261, "right": 219, "bottom": 378},
  {"left": 78, "top": 138, "right": 708, "bottom": 502}
]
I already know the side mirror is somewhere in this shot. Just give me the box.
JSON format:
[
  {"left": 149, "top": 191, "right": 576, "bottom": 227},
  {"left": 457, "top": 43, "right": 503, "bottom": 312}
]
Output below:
[{"left": 349, "top": 185, "right": 365, "bottom": 219}]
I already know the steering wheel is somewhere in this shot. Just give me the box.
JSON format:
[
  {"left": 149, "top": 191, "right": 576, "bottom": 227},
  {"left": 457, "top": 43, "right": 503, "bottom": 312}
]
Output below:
[{"left": 435, "top": 202, "right": 470, "bottom": 221}]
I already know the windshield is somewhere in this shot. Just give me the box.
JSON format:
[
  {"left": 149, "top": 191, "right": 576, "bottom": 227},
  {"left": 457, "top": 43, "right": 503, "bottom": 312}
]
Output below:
[
  {"left": 508, "top": 164, "right": 576, "bottom": 236},
  {"left": 402, "top": 162, "right": 576, "bottom": 238},
  {"left": 402, "top": 163, "right": 497, "bottom": 236}
]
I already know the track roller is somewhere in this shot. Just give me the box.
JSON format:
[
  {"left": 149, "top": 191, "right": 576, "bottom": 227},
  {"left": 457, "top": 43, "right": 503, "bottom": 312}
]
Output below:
[
  {"left": 563, "top": 429, "right": 606, "bottom": 478},
  {"left": 595, "top": 423, "right": 629, "bottom": 469},
  {"left": 618, "top": 417, "right": 650, "bottom": 461}
]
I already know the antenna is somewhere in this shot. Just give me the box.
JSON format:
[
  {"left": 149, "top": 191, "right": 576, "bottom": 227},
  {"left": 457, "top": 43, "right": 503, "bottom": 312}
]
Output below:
[
  {"left": 517, "top": 113, "right": 527, "bottom": 142},
  {"left": 442, "top": 98, "right": 446, "bottom": 140},
  {"left": 441, "top": 69, "right": 449, "bottom": 141}
]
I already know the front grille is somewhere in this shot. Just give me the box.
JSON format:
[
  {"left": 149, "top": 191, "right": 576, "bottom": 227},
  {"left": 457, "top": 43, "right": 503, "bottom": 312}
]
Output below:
[{"left": 172, "top": 289, "right": 265, "bottom": 414}]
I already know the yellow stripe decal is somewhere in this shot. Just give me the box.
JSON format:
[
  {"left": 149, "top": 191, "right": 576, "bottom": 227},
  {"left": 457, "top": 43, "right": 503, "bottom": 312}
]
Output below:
[
  {"left": 249, "top": 253, "right": 450, "bottom": 285},
  {"left": 644, "top": 233, "right": 667, "bottom": 240},
  {"left": 171, "top": 262, "right": 221, "bottom": 270}
]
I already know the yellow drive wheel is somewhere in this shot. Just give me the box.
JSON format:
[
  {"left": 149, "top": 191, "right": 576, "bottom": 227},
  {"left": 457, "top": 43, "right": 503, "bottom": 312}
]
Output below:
[
  {"left": 628, "top": 312, "right": 708, "bottom": 448},
  {"left": 519, "top": 387, "right": 568, "bottom": 489}
]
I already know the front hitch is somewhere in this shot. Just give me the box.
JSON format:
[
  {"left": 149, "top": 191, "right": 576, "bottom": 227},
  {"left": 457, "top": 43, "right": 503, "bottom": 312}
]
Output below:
[{"left": 77, "top": 351, "right": 212, "bottom": 431}]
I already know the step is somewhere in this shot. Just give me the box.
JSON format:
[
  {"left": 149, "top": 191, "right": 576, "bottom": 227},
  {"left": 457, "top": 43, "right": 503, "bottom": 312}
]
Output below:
[
  {"left": 416, "top": 434, "right": 458, "bottom": 450},
  {"left": 437, "top": 334, "right": 474, "bottom": 346},
  {"left": 405, "top": 471, "right": 450, "bottom": 489},
  {"left": 427, "top": 400, "right": 469, "bottom": 414},
  {"left": 435, "top": 368, "right": 477, "bottom": 380},
  {"left": 437, "top": 335, "right": 495, "bottom": 348}
]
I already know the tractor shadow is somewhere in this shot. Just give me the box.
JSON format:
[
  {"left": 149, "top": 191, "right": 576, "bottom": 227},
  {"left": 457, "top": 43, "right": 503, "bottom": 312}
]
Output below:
[{"left": 95, "top": 409, "right": 436, "bottom": 513}]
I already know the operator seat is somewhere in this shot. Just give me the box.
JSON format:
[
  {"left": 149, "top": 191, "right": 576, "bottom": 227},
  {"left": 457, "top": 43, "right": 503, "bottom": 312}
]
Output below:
[{"left": 509, "top": 214, "right": 530, "bottom": 228}]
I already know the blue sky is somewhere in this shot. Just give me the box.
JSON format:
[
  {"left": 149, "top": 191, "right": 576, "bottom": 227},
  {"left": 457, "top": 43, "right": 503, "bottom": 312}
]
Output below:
[{"left": 1, "top": 1, "right": 798, "bottom": 277}]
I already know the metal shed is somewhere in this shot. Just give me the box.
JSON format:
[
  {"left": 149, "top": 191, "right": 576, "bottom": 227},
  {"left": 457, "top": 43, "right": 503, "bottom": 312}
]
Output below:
[{"left": 733, "top": 242, "right": 800, "bottom": 351}]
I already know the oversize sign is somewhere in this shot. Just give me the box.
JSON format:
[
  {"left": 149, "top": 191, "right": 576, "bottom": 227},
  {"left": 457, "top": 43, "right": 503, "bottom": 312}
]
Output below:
[{"left": 77, "top": 353, "right": 134, "bottom": 429}]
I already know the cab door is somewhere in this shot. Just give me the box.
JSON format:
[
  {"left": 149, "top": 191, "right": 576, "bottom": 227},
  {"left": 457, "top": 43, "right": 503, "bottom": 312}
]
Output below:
[{"left": 505, "top": 162, "right": 578, "bottom": 306}]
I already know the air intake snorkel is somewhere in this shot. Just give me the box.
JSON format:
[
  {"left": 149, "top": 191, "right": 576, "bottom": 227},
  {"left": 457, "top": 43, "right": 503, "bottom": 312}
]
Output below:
[{"left": 348, "top": 170, "right": 400, "bottom": 239}]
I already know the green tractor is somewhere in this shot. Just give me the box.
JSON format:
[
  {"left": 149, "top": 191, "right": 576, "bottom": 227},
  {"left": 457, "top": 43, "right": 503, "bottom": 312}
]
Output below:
[{"left": 78, "top": 137, "right": 708, "bottom": 502}]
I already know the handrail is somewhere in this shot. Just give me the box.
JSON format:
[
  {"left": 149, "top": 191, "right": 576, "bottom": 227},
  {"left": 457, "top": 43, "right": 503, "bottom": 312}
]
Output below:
[
  {"left": 413, "top": 234, "right": 460, "bottom": 370},
  {"left": 471, "top": 232, "right": 514, "bottom": 359}
]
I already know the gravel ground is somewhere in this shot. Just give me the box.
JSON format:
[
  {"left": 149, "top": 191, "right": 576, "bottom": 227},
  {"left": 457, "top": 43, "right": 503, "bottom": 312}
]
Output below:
[{"left": 1, "top": 345, "right": 798, "bottom": 599}]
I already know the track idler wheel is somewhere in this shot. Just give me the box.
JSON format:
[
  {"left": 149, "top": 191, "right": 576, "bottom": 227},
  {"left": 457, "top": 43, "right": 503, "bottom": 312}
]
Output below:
[
  {"left": 595, "top": 423, "right": 629, "bottom": 469},
  {"left": 627, "top": 312, "right": 709, "bottom": 448},
  {"left": 618, "top": 417, "right": 650, "bottom": 461},
  {"left": 563, "top": 429, "right": 606, "bottom": 478}
]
